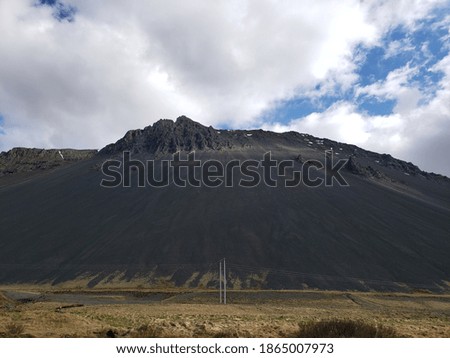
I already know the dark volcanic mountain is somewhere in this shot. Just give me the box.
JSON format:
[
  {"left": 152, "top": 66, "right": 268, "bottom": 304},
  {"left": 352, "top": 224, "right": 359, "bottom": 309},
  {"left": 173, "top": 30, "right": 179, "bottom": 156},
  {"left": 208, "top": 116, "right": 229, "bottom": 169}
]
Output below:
[
  {"left": 0, "top": 148, "right": 97, "bottom": 186},
  {"left": 0, "top": 116, "right": 449, "bottom": 291}
]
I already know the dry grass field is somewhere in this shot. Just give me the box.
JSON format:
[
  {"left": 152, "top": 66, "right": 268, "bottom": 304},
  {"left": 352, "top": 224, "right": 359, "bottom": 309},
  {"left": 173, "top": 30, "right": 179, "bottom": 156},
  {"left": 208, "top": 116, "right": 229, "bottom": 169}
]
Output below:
[{"left": 0, "top": 287, "right": 449, "bottom": 338}]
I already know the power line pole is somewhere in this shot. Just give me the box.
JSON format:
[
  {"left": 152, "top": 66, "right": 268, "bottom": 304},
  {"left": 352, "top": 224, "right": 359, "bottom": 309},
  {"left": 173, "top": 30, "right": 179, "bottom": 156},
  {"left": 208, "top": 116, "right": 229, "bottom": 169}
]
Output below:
[
  {"left": 219, "top": 260, "right": 222, "bottom": 304},
  {"left": 219, "top": 258, "right": 227, "bottom": 304},
  {"left": 223, "top": 258, "right": 227, "bottom": 305}
]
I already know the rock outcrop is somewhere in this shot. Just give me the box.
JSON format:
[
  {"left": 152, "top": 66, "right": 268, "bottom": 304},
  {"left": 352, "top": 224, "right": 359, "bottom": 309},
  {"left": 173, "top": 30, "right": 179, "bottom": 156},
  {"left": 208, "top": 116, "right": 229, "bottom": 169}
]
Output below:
[{"left": 0, "top": 148, "right": 97, "bottom": 176}]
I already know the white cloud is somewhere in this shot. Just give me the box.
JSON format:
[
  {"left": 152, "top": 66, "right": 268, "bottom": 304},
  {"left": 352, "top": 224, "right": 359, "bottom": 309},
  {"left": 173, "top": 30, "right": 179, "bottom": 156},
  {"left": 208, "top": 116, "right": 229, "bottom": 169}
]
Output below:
[
  {"left": 264, "top": 102, "right": 404, "bottom": 151},
  {"left": 267, "top": 52, "right": 450, "bottom": 175},
  {"left": 357, "top": 64, "right": 417, "bottom": 96},
  {"left": 0, "top": 0, "right": 449, "bottom": 175},
  {"left": 362, "top": 0, "right": 448, "bottom": 31},
  {"left": 383, "top": 38, "right": 415, "bottom": 59},
  {"left": 356, "top": 64, "right": 425, "bottom": 114}
]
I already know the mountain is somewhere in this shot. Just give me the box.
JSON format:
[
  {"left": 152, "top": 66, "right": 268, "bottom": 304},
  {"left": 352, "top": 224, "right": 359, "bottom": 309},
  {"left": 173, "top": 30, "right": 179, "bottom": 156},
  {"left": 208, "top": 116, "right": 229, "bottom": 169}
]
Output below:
[
  {"left": 0, "top": 148, "right": 97, "bottom": 186},
  {"left": 0, "top": 116, "right": 449, "bottom": 291}
]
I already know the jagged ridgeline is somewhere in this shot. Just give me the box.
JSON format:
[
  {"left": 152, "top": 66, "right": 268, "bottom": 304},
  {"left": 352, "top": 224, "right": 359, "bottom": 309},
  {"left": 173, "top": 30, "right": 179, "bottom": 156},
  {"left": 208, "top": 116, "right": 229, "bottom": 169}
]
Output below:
[
  {"left": 0, "top": 148, "right": 97, "bottom": 176},
  {"left": 0, "top": 116, "right": 449, "bottom": 291}
]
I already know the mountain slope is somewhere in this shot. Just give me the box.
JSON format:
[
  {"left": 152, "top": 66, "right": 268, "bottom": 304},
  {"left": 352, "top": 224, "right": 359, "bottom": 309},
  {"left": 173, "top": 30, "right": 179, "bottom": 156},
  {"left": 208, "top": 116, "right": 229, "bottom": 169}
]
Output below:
[
  {"left": 0, "top": 148, "right": 97, "bottom": 186},
  {"left": 0, "top": 116, "right": 449, "bottom": 291}
]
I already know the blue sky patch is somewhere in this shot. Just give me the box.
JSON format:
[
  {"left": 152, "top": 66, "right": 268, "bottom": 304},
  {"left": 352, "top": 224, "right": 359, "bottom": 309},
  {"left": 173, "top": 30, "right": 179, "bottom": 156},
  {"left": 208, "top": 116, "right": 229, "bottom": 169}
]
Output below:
[
  {"left": 36, "top": 0, "right": 77, "bottom": 22},
  {"left": 356, "top": 46, "right": 390, "bottom": 87},
  {"left": 357, "top": 96, "right": 396, "bottom": 116},
  {"left": 260, "top": 92, "right": 348, "bottom": 123},
  {"left": 261, "top": 98, "right": 322, "bottom": 123},
  {"left": 262, "top": 11, "right": 450, "bottom": 124}
]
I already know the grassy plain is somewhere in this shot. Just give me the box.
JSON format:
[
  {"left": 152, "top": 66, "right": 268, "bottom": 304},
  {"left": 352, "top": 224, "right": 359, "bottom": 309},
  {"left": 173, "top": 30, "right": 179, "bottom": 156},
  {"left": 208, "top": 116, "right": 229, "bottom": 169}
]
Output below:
[{"left": 1, "top": 287, "right": 449, "bottom": 338}]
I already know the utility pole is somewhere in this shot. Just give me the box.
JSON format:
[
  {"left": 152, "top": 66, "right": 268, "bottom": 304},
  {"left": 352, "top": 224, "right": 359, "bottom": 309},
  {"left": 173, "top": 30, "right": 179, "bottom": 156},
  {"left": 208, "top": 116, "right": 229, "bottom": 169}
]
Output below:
[
  {"left": 219, "top": 260, "right": 222, "bottom": 303},
  {"left": 223, "top": 258, "right": 227, "bottom": 305},
  {"left": 219, "top": 258, "right": 227, "bottom": 304}
]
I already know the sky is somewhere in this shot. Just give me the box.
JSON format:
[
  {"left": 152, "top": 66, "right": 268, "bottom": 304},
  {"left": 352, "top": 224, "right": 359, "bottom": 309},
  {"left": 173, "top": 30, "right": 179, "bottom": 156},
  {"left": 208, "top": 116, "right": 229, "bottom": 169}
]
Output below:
[{"left": 0, "top": 0, "right": 450, "bottom": 175}]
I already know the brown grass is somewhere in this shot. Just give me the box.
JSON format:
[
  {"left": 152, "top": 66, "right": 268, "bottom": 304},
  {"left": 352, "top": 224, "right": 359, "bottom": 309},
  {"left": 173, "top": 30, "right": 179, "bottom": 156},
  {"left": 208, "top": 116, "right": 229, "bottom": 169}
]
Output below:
[
  {"left": 297, "top": 319, "right": 398, "bottom": 338},
  {"left": 0, "top": 288, "right": 449, "bottom": 338},
  {"left": 212, "top": 328, "right": 240, "bottom": 338},
  {"left": 4, "top": 322, "right": 25, "bottom": 337},
  {"left": 131, "top": 324, "right": 163, "bottom": 338},
  {"left": 94, "top": 328, "right": 119, "bottom": 338}
]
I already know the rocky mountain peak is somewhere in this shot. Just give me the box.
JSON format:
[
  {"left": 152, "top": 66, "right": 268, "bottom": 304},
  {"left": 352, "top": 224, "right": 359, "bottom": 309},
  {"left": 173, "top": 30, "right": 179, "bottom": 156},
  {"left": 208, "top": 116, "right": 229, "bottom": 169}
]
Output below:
[{"left": 100, "top": 116, "right": 229, "bottom": 155}]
